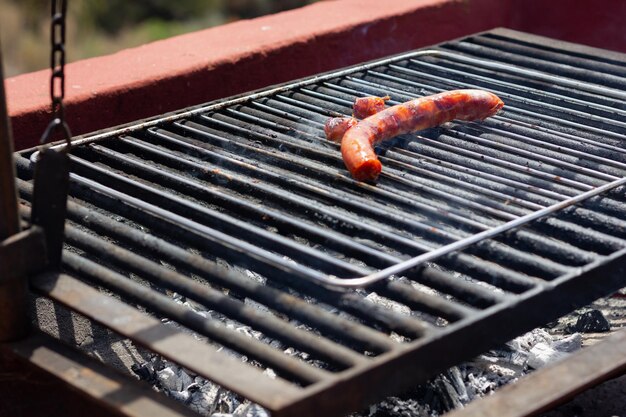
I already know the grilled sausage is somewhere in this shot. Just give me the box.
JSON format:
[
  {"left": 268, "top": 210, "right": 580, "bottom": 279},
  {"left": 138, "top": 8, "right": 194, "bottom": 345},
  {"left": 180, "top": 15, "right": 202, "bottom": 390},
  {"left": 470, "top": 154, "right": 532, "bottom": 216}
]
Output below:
[
  {"left": 324, "top": 96, "right": 390, "bottom": 142},
  {"left": 341, "top": 89, "right": 504, "bottom": 182},
  {"left": 324, "top": 116, "right": 358, "bottom": 143},
  {"left": 353, "top": 95, "right": 390, "bottom": 119}
]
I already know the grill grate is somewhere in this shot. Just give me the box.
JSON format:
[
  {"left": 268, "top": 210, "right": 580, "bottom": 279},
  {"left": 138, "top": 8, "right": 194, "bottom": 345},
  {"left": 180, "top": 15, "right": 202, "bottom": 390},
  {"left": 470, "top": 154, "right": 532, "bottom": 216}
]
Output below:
[{"left": 16, "top": 28, "right": 626, "bottom": 416}]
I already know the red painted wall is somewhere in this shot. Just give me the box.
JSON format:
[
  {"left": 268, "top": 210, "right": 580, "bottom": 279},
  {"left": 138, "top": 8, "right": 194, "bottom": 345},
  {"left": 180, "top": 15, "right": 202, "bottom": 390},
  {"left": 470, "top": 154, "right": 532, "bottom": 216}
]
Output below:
[
  {"left": 511, "top": 0, "right": 626, "bottom": 54},
  {"left": 4, "top": 0, "right": 625, "bottom": 151}
]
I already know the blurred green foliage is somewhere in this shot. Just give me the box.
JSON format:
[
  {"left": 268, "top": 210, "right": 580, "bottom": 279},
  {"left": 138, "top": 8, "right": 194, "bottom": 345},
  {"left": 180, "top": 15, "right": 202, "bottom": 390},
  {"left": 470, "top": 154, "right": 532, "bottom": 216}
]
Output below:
[
  {"left": 79, "top": 0, "right": 219, "bottom": 34},
  {"left": 0, "top": 0, "right": 317, "bottom": 76}
]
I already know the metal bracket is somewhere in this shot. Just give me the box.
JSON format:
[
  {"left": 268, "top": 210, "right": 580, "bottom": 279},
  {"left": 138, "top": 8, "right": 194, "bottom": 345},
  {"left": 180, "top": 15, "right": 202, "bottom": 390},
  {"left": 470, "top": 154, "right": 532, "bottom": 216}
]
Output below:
[{"left": 31, "top": 148, "right": 70, "bottom": 269}]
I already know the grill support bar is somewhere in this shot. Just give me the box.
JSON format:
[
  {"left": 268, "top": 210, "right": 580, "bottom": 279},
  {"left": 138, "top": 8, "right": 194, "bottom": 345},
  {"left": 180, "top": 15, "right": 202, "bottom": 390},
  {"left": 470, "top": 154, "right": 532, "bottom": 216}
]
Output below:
[
  {"left": 280, "top": 246, "right": 626, "bottom": 417},
  {"left": 13, "top": 174, "right": 400, "bottom": 354}
]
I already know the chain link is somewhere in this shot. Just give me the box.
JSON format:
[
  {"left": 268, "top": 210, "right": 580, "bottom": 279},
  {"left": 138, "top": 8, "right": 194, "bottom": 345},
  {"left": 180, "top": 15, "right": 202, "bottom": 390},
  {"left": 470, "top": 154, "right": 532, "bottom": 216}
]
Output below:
[
  {"left": 42, "top": 0, "right": 71, "bottom": 148},
  {"left": 50, "top": 0, "right": 67, "bottom": 121}
]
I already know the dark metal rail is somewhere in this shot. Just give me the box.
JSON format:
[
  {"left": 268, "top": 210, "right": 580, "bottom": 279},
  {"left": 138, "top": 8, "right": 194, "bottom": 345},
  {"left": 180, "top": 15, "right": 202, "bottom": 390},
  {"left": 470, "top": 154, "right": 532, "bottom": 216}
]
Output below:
[
  {"left": 15, "top": 28, "right": 626, "bottom": 417},
  {"left": 0, "top": 38, "right": 30, "bottom": 342}
]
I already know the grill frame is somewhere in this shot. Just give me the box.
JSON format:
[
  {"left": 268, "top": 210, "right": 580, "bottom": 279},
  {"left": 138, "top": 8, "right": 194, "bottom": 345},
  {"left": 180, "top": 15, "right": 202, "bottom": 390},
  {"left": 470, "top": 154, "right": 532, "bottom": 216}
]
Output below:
[{"left": 13, "top": 28, "right": 626, "bottom": 417}]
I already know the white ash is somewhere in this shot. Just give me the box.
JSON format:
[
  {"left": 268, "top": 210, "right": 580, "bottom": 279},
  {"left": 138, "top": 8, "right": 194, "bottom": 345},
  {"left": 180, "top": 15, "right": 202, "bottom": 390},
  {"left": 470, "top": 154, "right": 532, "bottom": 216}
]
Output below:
[
  {"left": 527, "top": 333, "right": 582, "bottom": 370},
  {"left": 132, "top": 292, "right": 308, "bottom": 417},
  {"left": 133, "top": 349, "right": 270, "bottom": 417},
  {"left": 365, "top": 292, "right": 413, "bottom": 316},
  {"left": 134, "top": 296, "right": 583, "bottom": 417},
  {"left": 352, "top": 329, "right": 583, "bottom": 417},
  {"left": 134, "top": 281, "right": 584, "bottom": 417}
]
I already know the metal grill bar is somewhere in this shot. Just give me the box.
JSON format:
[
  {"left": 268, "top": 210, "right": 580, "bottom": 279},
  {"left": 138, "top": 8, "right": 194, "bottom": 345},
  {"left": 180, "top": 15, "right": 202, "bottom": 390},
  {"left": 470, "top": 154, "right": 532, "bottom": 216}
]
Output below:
[
  {"left": 443, "top": 40, "right": 626, "bottom": 93},
  {"left": 314, "top": 176, "right": 626, "bottom": 287},
  {"left": 30, "top": 272, "right": 303, "bottom": 409},
  {"left": 16, "top": 28, "right": 626, "bottom": 417},
  {"left": 59, "top": 219, "right": 369, "bottom": 369},
  {"left": 62, "top": 251, "right": 333, "bottom": 385},
  {"left": 79, "top": 135, "right": 558, "bottom": 288},
  {"left": 12, "top": 172, "right": 428, "bottom": 349},
  {"left": 61, "top": 171, "right": 445, "bottom": 337}
]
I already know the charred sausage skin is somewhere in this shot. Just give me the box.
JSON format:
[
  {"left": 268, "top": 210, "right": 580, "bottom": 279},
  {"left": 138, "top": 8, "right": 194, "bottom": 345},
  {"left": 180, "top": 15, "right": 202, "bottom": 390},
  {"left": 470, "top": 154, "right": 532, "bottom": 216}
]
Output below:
[{"left": 341, "top": 89, "right": 504, "bottom": 182}]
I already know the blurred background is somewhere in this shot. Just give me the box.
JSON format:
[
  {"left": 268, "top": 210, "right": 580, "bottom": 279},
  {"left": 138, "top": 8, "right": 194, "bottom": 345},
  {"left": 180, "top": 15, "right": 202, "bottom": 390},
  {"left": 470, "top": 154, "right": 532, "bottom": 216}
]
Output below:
[{"left": 0, "top": 0, "right": 319, "bottom": 76}]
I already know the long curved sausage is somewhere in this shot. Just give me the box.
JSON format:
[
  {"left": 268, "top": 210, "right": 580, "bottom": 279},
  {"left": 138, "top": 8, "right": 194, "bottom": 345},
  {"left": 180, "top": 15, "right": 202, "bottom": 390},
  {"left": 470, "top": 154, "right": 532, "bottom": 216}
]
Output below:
[{"left": 341, "top": 89, "right": 504, "bottom": 182}]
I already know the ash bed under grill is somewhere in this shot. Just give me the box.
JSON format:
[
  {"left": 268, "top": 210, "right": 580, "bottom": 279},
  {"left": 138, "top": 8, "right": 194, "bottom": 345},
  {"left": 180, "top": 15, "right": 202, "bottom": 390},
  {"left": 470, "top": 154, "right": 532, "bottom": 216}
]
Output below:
[{"left": 10, "top": 28, "right": 626, "bottom": 417}]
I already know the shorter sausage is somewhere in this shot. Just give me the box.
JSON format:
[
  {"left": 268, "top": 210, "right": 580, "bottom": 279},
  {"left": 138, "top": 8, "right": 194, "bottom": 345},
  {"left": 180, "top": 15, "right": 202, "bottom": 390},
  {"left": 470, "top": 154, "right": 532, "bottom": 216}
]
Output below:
[
  {"left": 324, "top": 117, "right": 358, "bottom": 143},
  {"left": 341, "top": 89, "right": 504, "bottom": 182},
  {"left": 353, "top": 95, "right": 390, "bottom": 119},
  {"left": 324, "top": 95, "right": 390, "bottom": 142}
]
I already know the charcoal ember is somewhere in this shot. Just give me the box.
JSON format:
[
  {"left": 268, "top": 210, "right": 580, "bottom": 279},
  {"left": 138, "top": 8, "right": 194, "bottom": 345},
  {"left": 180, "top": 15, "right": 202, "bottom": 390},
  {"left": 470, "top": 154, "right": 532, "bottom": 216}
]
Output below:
[
  {"left": 469, "top": 354, "right": 524, "bottom": 377},
  {"left": 527, "top": 342, "right": 570, "bottom": 369},
  {"left": 434, "top": 376, "right": 463, "bottom": 412},
  {"left": 527, "top": 333, "right": 582, "bottom": 369},
  {"left": 362, "top": 397, "right": 434, "bottom": 417},
  {"left": 156, "top": 367, "right": 178, "bottom": 391},
  {"left": 552, "top": 333, "right": 582, "bottom": 352},
  {"left": 214, "top": 388, "right": 243, "bottom": 414},
  {"left": 261, "top": 367, "right": 277, "bottom": 380},
  {"left": 158, "top": 367, "right": 193, "bottom": 392},
  {"left": 446, "top": 367, "right": 468, "bottom": 404},
  {"left": 566, "top": 309, "right": 611, "bottom": 333},
  {"left": 131, "top": 362, "right": 157, "bottom": 384},
  {"left": 231, "top": 402, "right": 270, "bottom": 417},
  {"left": 508, "top": 329, "right": 552, "bottom": 352},
  {"left": 465, "top": 373, "right": 496, "bottom": 400},
  {"left": 364, "top": 292, "right": 412, "bottom": 316},
  {"left": 168, "top": 388, "right": 192, "bottom": 404},
  {"left": 188, "top": 384, "right": 220, "bottom": 416}
]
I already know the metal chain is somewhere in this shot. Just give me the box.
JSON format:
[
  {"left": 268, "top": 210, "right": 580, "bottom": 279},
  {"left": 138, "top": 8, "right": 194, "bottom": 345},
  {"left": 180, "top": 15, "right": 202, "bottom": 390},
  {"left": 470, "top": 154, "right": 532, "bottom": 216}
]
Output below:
[
  {"left": 41, "top": 0, "right": 71, "bottom": 149},
  {"left": 50, "top": 0, "right": 67, "bottom": 121}
]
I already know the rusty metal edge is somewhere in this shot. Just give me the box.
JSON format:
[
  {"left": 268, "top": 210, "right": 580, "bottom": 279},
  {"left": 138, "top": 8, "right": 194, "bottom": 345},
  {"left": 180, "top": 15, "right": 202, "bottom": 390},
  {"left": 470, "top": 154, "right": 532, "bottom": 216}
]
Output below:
[
  {"left": 0, "top": 227, "right": 46, "bottom": 341},
  {"left": 0, "top": 34, "right": 29, "bottom": 342},
  {"left": 0, "top": 226, "right": 47, "bottom": 277},
  {"left": 0, "top": 36, "right": 20, "bottom": 241},
  {"left": 443, "top": 328, "right": 626, "bottom": 417},
  {"left": 1, "top": 330, "right": 198, "bottom": 417}
]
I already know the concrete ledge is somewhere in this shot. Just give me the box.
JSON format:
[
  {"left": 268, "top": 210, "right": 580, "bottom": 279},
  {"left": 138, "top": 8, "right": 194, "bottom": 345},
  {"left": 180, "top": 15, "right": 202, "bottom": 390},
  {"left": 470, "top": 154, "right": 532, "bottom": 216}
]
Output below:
[{"left": 5, "top": 0, "right": 626, "bottom": 150}]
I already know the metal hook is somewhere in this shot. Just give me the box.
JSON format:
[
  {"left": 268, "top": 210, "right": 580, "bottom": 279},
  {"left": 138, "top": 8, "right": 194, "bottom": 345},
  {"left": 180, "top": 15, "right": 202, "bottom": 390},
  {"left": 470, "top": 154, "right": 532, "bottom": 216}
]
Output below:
[{"left": 40, "top": 116, "right": 72, "bottom": 151}]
